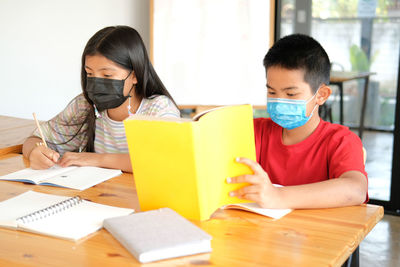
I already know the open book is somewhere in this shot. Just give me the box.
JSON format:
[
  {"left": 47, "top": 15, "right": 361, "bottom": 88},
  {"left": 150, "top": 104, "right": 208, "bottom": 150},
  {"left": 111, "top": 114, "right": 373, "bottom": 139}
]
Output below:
[
  {"left": 124, "top": 104, "right": 291, "bottom": 221},
  {"left": 0, "top": 165, "right": 122, "bottom": 190},
  {"left": 220, "top": 203, "right": 291, "bottom": 219},
  {"left": 221, "top": 184, "right": 291, "bottom": 219},
  {"left": 0, "top": 191, "right": 134, "bottom": 241}
]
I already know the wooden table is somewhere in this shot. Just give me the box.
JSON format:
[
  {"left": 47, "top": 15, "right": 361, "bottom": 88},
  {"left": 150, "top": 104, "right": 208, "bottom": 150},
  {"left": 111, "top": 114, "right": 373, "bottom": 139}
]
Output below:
[
  {"left": 0, "top": 153, "right": 384, "bottom": 266},
  {"left": 0, "top": 115, "right": 37, "bottom": 156},
  {"left": 330, "top": 71, "right": 376, "bottom": 139}
]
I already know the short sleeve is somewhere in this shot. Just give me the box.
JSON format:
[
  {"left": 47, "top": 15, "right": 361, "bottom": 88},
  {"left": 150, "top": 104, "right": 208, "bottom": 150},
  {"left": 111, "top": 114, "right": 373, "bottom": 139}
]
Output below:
[
  {"left": 32, "top": 94, "right": 90, "bottom": 155},
  {"left": 328, "top": 131, "right": 367, "bottom": 179},
  {"left": 138, "top": 95, "right": 180, "bottom": 118}
]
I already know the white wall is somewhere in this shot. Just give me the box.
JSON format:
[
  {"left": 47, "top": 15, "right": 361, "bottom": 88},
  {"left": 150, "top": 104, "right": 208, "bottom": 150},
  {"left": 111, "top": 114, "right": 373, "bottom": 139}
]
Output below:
[
  {"left": 0, "top": 0, "right": 150, "bottom": 120},
  {"left": 153, "top": 0, "right": 271, "bottom": 106}
]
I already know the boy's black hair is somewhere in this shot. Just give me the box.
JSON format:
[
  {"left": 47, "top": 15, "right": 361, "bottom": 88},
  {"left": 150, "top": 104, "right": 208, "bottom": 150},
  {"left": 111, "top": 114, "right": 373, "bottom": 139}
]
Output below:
[{"left": 263, "top": 34, "right": 330, "bottom": 93}]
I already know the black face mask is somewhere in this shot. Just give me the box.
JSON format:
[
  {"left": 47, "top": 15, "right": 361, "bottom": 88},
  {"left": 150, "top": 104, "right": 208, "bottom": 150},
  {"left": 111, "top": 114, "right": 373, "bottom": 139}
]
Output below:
[{"left": 86, "top": 72, "right": 133, "bottom": 112}]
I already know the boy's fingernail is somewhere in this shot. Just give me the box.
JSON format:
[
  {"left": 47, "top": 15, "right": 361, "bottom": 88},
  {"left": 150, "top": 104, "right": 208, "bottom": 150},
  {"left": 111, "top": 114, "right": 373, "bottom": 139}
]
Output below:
[
  {"left": 226, "top": 177, "right": 232, "bottom": 183},
  {"left": 229, "top": 192, "right": 235, "bottom": 197},
  {"left": 236, "top": 157, "right": 241, "bottom": 162}
]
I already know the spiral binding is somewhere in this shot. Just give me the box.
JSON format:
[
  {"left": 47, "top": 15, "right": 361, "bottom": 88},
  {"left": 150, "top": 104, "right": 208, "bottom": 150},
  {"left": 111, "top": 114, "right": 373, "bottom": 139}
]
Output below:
[{"left": 16, "top": 196, "right": 83, "bottom": 224}]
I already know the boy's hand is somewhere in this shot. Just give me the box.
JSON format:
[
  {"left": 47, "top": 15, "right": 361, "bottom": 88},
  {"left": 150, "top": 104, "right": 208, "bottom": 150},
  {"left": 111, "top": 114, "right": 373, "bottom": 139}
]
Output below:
[
  {"left": 29, "top": 145, "right": 60, "bottom": 170},
  {"left": 228, "top": 157, "right": 283, "bottom": 209}
]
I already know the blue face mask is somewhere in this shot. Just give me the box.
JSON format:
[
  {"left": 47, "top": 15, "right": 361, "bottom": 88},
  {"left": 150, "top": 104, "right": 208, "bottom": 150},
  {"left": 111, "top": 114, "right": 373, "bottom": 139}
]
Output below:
[{"left": 267, "top": 93, "right": 318, "bottom": 130}]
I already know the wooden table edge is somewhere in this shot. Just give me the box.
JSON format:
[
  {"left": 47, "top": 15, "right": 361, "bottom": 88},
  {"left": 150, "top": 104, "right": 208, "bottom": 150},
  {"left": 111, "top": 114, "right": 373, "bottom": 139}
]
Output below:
[{"left": 0, "top": 145, "right": 23, "bottom": 157}]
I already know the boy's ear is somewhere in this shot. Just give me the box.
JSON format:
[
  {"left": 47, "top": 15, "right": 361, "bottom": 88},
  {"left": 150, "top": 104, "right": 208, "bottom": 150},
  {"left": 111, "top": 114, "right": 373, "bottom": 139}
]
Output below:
[{"left": 316, "top": 85, "right": 332, "bottom": 105}]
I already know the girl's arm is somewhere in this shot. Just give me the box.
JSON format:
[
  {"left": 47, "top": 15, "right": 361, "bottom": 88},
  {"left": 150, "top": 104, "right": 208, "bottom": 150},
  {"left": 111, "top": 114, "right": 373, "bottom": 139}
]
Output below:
[
  {"left": 23, "top": 95, "right": 91, "bottom": 170},
  {"left": 23, "top": 136, "right": 43, "bottom": 159},
  {"left": 58, "top": 152, "right": 132, "bottom": 173},
  {"left": 22, "top": 136, "right": 60, "bottom": 169}
]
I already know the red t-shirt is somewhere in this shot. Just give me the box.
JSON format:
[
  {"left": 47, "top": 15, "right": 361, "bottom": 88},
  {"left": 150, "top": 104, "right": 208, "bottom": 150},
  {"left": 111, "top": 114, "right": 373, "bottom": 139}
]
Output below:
[{"left": 254, "top": 118, "right": 368, "bottom": 186}]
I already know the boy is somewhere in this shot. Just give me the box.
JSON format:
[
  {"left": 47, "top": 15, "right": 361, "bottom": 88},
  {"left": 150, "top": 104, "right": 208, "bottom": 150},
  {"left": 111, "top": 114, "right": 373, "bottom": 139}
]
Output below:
[{"left": 228, "top": 34, "right": 368, "bottom": 209}]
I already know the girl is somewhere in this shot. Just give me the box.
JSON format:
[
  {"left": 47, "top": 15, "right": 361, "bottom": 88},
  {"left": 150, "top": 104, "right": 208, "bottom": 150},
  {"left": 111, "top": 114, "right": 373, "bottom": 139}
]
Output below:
[{"left": 22, "top": 26, "right": 180, "bottom": 172}]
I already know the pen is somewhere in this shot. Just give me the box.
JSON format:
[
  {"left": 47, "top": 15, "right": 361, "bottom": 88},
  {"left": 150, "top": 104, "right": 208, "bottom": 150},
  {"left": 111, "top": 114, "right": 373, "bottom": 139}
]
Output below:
[{"left": 32, "top": 112, "right": 48, "bottom": 148}]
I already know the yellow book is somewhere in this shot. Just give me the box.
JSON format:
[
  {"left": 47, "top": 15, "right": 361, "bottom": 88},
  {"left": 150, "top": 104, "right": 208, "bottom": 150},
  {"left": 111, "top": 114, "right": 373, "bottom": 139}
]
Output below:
[{"left": 124, "top": 104, "right": 256, "bottom": 221}]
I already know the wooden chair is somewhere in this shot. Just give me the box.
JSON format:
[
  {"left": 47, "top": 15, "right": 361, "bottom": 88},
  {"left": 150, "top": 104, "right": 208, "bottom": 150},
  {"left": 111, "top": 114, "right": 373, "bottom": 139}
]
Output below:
[{"left": 362, "top": 147, "right": 367, "bottom": 165}]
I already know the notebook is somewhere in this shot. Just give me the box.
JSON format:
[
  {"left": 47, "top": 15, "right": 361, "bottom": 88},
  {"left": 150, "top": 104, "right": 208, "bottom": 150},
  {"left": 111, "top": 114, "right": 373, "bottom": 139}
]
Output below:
[
  {"left": 104, "top": 208, "right": 212, "bottom": 263},
  {"left": 0, "top": 165, "right": 122, "bottom": 190},
  {"left": 0, "top": 191, "right": 134, "bottom": 241}
]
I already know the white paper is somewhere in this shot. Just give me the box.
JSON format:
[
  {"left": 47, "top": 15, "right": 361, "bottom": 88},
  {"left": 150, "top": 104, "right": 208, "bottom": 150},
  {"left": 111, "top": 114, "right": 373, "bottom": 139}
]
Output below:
[
  {"left": 19, "top": 200, "right": 134, "bottom": 240},
  {"left": 0, "top": 191, "right": 69, "bottom": 228},
  {"left": 221, "top": 202, "right": 292, "bottom": 219},
  {"left": 0, "top": 191, "right": 134, "bottom": 240},
  {"left": 0, "top": 166, "right": 122, "bottom": 190}
]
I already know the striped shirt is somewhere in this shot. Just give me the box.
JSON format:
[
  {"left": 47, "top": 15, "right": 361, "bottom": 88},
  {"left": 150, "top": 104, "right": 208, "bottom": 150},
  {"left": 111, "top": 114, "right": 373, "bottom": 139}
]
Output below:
[{"left": 33, "top": 94, "right": 180, "bottom": 155}]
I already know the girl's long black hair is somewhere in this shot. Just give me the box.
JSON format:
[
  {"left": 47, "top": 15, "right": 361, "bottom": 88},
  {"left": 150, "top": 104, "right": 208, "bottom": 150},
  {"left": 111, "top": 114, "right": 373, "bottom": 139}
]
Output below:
[{"left": 81, "top": 26, "right": 177, "bottom": 152}]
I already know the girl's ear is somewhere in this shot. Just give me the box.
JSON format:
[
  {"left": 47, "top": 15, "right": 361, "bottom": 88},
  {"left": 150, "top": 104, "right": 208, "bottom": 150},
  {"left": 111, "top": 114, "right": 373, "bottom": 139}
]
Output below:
[
  {"left": 131, "top": 71, "right": 138, "bottom": 84},
  {"left": 316, "top": 85, "right": 332, "bottom": 105}
]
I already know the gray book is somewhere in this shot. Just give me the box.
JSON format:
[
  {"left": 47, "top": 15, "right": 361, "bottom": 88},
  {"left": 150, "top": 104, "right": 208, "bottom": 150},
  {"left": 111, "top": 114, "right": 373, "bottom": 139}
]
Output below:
[{"left": 104, "top": 208, "right": 212, "bottom": 263}]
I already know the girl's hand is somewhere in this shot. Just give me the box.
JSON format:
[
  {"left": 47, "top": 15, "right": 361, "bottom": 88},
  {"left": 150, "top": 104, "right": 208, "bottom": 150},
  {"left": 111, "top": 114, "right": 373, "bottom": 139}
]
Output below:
[
  {"left": 227, "top": 157, "right": 283, "bottom": 209},
  {"left": 29, "top": 145, "right": 60, "bottom": 170},
  {"left": 58, "top": 152, "right": 98, "bottom": 167}
]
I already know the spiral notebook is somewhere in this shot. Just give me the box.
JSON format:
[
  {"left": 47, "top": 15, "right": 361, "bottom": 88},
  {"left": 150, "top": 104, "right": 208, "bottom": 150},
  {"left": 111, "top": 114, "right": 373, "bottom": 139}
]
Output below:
[{"left": 0, "top": 191, "right": 134, "bottom": 241}]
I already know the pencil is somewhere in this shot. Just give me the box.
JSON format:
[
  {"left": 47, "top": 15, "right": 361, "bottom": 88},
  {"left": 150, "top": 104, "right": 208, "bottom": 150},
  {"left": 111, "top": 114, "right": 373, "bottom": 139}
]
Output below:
[{"left": 32, "top": 112, "right": 48, "bottom": 148}]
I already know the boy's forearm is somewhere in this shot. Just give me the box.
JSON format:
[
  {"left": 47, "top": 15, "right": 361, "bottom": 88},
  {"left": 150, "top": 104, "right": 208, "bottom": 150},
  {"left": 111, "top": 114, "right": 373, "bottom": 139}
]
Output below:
[{"left": 278, "top": 171, "right": 367, "bottom": 209}]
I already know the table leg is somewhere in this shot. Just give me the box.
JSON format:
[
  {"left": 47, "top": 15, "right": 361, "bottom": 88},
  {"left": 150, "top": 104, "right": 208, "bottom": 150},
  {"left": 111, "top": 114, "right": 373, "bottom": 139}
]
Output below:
[
  {"left": 342, "top": 246, "right": 359, "bottom": 267},
  {"left": 359, "top": 77, "right": 370, "bottom": 140}
]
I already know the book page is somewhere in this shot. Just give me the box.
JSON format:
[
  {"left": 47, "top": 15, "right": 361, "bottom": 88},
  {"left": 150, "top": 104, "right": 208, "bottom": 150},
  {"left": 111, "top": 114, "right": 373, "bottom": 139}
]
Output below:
[
  {"left": 192, "top": 105, "right": 253, "bottom": 121},
  {"left": 192, "top": 106, "right": 225, "bottom": 121},
  {"left": 41, "top": 166, "right": 122, "bottom": 190},
  {"left": 221, "top": 184, "right": 291, "bottom": 220},
  {"left": 221, "top": 202, "right": 292, "bottom": 220},
  {"left": 0, "top": 191, "right": 69, "bottom": 228},
  {"left": 18, "top": 200, "right": 133, "bottom": 241},
  {"left": 0, "top": 165, "right": 76, "bottom": 184}
]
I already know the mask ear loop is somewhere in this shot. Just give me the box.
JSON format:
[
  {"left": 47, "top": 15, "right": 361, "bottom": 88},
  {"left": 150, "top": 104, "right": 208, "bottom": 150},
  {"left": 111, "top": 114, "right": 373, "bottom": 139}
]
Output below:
[
  {"left": 307, "top": 87, "right": 321, "bottom": 118},
  {"left": 308, "top": 103, "right": 319, "bottom": 118},
  {"left": 306, "top": 87, "right": 321, "bottom": 104},
  {"left": 94, "top": 105, "right": 102, "bottom": 118}
]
